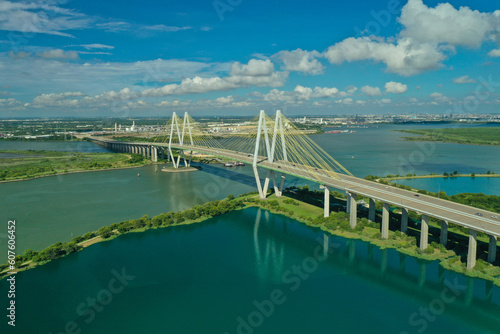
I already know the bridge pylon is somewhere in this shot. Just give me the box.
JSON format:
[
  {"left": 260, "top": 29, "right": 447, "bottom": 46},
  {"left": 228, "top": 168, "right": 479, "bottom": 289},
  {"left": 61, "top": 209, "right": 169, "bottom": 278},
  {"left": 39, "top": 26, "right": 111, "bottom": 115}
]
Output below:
[
  {"left": 167, "top": 111, "right": 194, "bottom": 168},
  {"left": 253, "top": 110, "right": 287, "bottom": 199}
]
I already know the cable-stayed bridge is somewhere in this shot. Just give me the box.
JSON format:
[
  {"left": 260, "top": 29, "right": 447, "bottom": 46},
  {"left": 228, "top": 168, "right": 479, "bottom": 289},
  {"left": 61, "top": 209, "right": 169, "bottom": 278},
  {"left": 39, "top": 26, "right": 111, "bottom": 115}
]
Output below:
[{"left": 90, "top": 110, "right": 500, "bottom": 270}]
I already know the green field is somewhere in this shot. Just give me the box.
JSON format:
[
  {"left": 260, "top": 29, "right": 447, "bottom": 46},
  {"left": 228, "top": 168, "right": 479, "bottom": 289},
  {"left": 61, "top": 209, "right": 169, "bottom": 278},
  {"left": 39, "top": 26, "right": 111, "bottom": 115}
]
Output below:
[
  {"left": 0, "top": 150, "right": 146, "bottom": 181},
  {"left": 398, "top": 127, "right": 500, "bottom": 145}
]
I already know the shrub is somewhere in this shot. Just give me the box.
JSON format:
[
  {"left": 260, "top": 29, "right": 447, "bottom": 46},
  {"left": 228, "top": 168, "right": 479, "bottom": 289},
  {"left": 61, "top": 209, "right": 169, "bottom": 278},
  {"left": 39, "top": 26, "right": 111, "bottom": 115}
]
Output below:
[{"left": 423, "top": 245, "right": 435, "bottom": 254}]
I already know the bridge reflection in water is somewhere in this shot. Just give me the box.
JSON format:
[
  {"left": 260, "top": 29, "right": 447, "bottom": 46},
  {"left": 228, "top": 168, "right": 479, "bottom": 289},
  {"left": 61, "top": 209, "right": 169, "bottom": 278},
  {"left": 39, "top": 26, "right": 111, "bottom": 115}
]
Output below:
[{"left": 246, "top": 207, "right": 500, "bottom": 332}]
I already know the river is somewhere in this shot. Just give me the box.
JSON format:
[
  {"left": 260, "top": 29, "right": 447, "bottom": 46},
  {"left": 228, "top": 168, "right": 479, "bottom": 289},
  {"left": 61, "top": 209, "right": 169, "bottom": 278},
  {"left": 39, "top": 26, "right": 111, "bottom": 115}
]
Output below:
[{"left": 0, "top": 124, "right": 499, "bottom": 333}]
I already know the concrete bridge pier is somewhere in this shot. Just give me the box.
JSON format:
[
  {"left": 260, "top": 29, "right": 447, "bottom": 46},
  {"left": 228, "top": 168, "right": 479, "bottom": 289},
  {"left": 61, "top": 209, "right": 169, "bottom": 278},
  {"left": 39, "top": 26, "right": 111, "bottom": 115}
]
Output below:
[
  {"left": 488, "top": 235, "right": 497, "bottom": 263},
  {"left": 267, "top": 170, "right": 282, "bottom": 197},
  {"left": 346, "top": 193, "right": 351, "bottom": 214},
  {"left": 381, "top": 203, "right": 389, "bottom": 239},
  {"left": 151, "top": 147, "right": 158, "bottom": 162},
  {"left": 420, "top": 215, "right": 429, "bottom": 250},
  {"left": 401, "top": 208, "right": 408, "bottom": 234},
  {"left": 320, "top": 185, "right": 330, "bottom": 218},
  {"left": 279, "top": 174, "right": 285, "bottom": 195},
  {"left": 440, "top": 220, "right": 448, "bottom": 246},
  {"left": 368, "top": 198, "right": 375, "bottom": 222},
  {"left": 467, "top": 229, "right": 478, "bottom": 270},
  {"left": 347, "top": 192, "right": 357, "bottom": 228}
]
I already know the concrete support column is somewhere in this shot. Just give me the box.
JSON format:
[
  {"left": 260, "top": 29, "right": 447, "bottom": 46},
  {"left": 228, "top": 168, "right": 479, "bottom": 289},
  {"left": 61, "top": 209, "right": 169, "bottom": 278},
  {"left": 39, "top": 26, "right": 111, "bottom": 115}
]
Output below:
[
  {"left": 467, "top": 229, "right": 477, "bottom": 270},
  {"left": 420, "top": 215, "right": 429, "bottom": 250},
  {"left": 381, "top": 203, "right": 389, "bottom": 239},
  {"left": 279, "top": 174, "right": 285, "bottom": 196},
  {"left": 323, "top": 186, "right": 330, "bottom": 218},
  {"left": 348, "top": 192, "right": 357, "bottom": 229},
  {"left": 346, "top": 193, "right": 351, "bottom": 214},
  {"left": 270, "top": 171, "right": 281, "bottom": 197},
  {"left": 440, "top": 220, "right": 448, "bottom": 246},
  {"left": 368, "top": 198, "right": 375, "bottom": 222},
  {"left": 401, "top": 208, "right": 408, "bottom": 234},
  {"left": 488, "top": 235, "right": 497, "bottom": 263},
  {"left": 152, "top": 147, "right": 158, "bottom": 162}
]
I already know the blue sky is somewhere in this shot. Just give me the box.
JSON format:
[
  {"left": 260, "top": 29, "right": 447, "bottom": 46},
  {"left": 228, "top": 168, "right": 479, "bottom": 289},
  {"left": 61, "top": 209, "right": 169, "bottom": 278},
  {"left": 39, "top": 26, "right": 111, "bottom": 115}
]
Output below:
[{"left": 0, "top": 0, "right": 499, "bottom": 117}]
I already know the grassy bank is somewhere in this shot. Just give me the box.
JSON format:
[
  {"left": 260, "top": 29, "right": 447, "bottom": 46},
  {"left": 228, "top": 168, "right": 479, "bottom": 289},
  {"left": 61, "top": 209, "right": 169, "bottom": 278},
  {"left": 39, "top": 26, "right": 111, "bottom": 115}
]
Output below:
[
  {"left": 397, "top": 127, "right": 500, "bottom": 146},
  {"left": 3, "top": 191, "right": 500, "bottom": 286},
  {"left": 0, "top": 150, "right": 149, "bottom": 182}
]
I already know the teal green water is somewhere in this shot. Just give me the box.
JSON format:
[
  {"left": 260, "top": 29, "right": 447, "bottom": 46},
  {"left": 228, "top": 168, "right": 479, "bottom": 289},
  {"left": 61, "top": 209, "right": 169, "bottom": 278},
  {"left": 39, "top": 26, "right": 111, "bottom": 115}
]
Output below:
[
  {"left": 312, "top": 124, "right": 500, "bottom": 178},
  {"left": 0, "top": 141, "right": 111, "bottom": 152},
  {"left": 2, "top": 208, "right": 500, "bottom": 334},
  {"left": 392, "top": 176, "right": 500, "bottom": 196},
  {"left": 0, "top": 164, "right": 255, "bottom": 252}
]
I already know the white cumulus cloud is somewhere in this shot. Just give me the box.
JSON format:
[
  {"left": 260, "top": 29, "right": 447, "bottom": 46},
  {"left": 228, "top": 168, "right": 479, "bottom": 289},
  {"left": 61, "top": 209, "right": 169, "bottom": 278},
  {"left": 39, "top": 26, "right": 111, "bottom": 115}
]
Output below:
[
  {"left": 453, "top": 75, "right": 477, "bottom": 84},
  {"left": 37, "top": 49, "right": 79, "bottom": 59},
  {"left": 360, "top": 85, "right": 381, "bottom": 96},
  {"left": 385, "top": 81, "right": 408, "bottom": 94},
  {"left": 275, "top": 49, "right": 325, "bottom": 75},
  {"left": 323, "top": 37, "right": 447, "bottom": 76},
  {"left": 488, "top": 49, "right": 500, "bottom": 57},
  {"left": 399, "top": 0, "right": 500, "bottom": 48}
]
